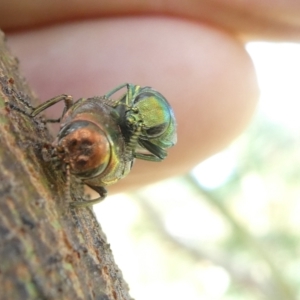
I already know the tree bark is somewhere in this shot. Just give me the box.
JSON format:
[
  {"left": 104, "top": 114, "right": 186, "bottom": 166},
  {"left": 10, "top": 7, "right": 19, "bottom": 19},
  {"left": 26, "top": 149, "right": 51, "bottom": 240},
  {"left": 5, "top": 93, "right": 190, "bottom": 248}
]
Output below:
[{"left": 0, "top": 30, "right": 132, "bottom": 300}]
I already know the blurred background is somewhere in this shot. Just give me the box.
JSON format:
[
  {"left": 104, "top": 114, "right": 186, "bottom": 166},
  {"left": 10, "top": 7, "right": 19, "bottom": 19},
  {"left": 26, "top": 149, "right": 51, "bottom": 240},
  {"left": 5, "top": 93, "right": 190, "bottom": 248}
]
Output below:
[{"left": 94, "top": 42, "right": 300, "bottom": 300}]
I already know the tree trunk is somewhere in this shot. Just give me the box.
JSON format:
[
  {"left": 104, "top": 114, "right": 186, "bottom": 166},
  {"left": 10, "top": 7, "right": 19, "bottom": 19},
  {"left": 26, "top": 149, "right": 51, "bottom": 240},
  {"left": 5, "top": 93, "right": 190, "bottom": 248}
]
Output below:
[{"left": 0, "top": 30, "right": 132, "bottom": 300}]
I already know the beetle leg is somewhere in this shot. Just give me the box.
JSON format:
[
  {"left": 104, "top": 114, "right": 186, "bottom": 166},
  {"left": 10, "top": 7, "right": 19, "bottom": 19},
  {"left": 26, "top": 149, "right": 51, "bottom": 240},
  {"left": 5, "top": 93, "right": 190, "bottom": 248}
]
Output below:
[
  {"left": 138, "top": 139, "right": 167, "bottom": 161},
  {"left": 105, "top": 83, "right": 141, "bottom": 107},
  {"left": 30, "top": 94, "right": 73, "bottom": 117},
  {"left": 104, "top": 83, "right": 129, "bottom": 98},
  {"left": 70, "top": 185, "right": 107, "bottom": 208},
  {"left": 6, "top": 94, "right": 72, "bottom": 125},
  {"left": 134, "top": 153, "right": 164, "bottom": 162},
  {"left": 6, "top": 102, "right": 36, "bottom": 119}
]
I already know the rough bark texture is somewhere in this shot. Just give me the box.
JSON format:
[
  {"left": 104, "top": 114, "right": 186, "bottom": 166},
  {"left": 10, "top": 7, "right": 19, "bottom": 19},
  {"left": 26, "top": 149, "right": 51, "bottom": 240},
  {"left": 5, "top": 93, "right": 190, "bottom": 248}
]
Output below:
[{"left": 0, "top": 30, "right": 132, "bottom": 300}]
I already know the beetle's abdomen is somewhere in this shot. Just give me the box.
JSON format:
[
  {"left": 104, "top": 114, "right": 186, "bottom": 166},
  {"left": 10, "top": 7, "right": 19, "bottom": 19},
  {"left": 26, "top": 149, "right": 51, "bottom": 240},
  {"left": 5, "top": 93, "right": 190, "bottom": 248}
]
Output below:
[
  {"left": 58, "top": 100, "right": 133, "bottom": 186},
  {"left": 56, "top": 121, "right": 111, "bottom": 178}
]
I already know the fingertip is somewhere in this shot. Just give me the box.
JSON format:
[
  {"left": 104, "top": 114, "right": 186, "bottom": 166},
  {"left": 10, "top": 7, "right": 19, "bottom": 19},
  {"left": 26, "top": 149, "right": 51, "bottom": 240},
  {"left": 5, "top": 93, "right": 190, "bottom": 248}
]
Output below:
[{"left": 7, "top": 17, "right": 258, "bottom": 190}]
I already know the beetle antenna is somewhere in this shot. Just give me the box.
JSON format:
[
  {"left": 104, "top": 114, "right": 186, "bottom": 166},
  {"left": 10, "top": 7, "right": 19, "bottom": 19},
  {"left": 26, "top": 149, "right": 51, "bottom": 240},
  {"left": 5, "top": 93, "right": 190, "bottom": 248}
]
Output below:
[{"left": 65, "top": 164, "right": 72, "bottom": 205}]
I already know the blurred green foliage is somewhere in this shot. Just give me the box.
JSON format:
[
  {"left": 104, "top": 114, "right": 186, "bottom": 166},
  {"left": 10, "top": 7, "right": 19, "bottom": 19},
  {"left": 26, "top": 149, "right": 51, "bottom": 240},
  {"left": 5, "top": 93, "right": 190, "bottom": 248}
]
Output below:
[{"left": 96, "top": 115, "right": 300, "bottom": 300}]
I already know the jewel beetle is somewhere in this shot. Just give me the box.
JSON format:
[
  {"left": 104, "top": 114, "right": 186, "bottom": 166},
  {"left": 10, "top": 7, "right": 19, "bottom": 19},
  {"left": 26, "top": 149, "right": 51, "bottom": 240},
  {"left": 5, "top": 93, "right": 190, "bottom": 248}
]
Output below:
[{"left": 11, "top": 83, "right": 177, "bottom": 207}]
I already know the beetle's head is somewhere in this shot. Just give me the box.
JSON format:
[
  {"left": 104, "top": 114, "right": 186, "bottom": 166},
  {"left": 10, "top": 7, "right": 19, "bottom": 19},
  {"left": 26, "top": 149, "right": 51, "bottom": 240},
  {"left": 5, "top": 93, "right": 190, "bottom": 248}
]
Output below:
[{"left": 127, "top": 91, "right": 177, "bottom": 147}]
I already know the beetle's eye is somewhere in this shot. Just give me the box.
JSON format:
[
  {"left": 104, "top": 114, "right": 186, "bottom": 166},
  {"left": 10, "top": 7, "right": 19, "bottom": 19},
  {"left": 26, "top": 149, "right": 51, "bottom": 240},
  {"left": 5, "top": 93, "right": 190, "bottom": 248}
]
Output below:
[{"left": 144, "top": 122, "right": 168, "bottom": 138}]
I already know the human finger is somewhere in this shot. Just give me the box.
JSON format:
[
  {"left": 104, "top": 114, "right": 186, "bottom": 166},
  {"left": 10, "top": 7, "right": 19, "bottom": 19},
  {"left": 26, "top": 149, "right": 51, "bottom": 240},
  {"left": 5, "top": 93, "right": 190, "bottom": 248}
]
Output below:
[
  {"left": 7, "top": 17, "right": 258, "bottom": 192},
  {"left": 2, "top": 0, "right": 300, "bottom": 40}
]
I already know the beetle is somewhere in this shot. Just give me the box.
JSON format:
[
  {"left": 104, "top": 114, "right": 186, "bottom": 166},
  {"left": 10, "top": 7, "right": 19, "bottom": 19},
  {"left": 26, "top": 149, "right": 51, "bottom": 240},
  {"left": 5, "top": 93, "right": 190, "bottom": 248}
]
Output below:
[{"left": 9, "top": 83, "right": 177, "bottom": 207}]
